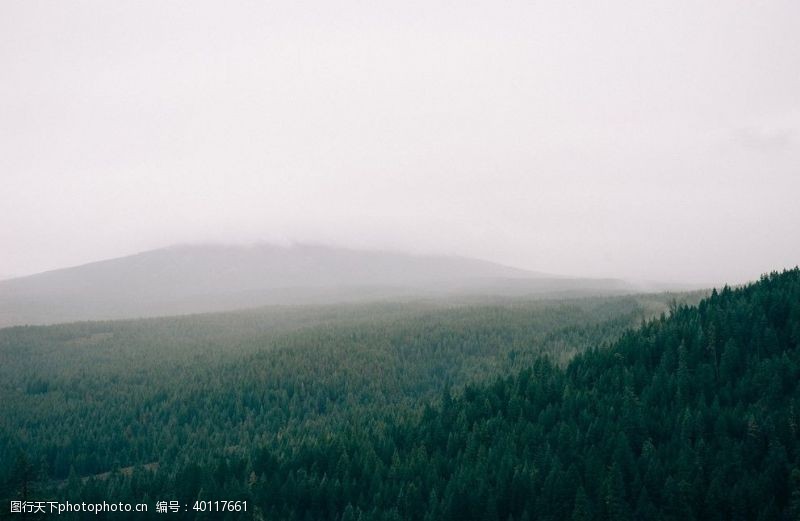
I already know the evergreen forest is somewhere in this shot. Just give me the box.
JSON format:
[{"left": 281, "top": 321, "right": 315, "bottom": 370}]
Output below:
[{"left": 2, "top": 270, "right": 799, "bottom": 520}]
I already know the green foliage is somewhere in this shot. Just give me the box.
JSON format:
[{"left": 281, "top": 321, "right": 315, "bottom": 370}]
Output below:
[
  {"left": 231, "top": 269, "right": 797, "bottom": 520},
  {"left": 8, "top": 269, "right": 799, "bottom": 521}
]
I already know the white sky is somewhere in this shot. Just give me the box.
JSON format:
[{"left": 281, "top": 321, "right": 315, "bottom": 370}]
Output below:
[{"left": 1, "top": 0, "right": 799, "bottom": 284}]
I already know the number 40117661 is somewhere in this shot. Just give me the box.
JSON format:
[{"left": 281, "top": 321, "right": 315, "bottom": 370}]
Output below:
[{"left": 193, "top": 500, "right": 247, "bottom": 512}]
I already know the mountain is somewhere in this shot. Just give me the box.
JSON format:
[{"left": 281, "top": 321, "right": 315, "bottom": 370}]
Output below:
[{"left": 0, "top": 243, "right": 638, "bottom": 327}]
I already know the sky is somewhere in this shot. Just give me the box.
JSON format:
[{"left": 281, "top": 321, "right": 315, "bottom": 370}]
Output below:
[{"left": 1, "top": 1, "right": 799, "bottom": 285}]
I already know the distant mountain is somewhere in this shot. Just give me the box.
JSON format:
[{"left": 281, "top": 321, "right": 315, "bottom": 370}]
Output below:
[{"left": 0, "top": 243, "right": 640, "bottom": 327}]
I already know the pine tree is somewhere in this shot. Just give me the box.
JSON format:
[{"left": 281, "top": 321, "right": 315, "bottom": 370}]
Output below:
[
  {"left": 604, "top": 464, "right": 630, "bottom": 521},
  {"left": 572, "top": 485, "right": 592, "bottom": 521}
]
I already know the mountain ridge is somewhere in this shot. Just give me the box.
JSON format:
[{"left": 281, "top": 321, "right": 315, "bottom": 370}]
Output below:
[{"left": 0, "top": 243, "right": 639, "bottom": 327}]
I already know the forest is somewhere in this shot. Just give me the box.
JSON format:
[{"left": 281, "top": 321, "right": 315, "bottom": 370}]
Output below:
[{"left": 2, "top": 270, "right": 799, "bottom": 519}]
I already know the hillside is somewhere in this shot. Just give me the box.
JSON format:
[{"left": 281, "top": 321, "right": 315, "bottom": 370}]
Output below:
[
  {"left": 6, "top": 266, "right": 797, "bottom": 519},
  {"left": 235, "top": 269, "right": 799, "bottom": 520},
  {"left": 0, "top": 243, "right": 638, "bottom": 327},
  {"left": 2, "top": 270, "right": 794, "bottom": 519}
]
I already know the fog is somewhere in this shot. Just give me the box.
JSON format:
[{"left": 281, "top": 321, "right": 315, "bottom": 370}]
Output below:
[{"left": 2, "top": 0, "right": 799, "bottom": 285}]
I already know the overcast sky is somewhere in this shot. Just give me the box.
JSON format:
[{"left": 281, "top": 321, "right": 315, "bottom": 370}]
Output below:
[{"left": 1, "top": 1, "right": 798, "bottom": 285}]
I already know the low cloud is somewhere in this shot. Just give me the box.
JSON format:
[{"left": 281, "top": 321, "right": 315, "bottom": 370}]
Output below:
[{"left": 732, "top": 127, "right": 796, "bottom": 151}]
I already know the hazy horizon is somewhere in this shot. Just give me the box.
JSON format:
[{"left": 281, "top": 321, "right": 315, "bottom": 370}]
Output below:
[{"left": 2, "top": 1, "right": 799, "bottom": 286}]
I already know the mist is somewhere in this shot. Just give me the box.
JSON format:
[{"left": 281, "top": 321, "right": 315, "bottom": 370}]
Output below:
[{"left": 2, "top": 0, "right": 799, "bottom": 285}]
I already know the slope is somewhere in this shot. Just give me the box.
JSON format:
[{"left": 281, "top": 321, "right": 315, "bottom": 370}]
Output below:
[
  {"left": 0, "top": 243, "right": 636, "bottom": 327},
  {"left": 235, "top": 269, "right": 800, "bottom": 520}
]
